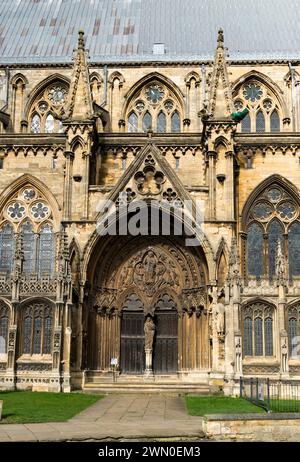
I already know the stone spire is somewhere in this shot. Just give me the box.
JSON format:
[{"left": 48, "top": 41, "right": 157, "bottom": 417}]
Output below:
[
  {"left": 64, "top": 30, "right": 94, "bottom": 120},
  {"left": 208, "top": 28, "right": 233, "bottom": 120}
]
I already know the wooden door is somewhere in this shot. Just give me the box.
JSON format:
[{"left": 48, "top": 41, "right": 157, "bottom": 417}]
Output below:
[
  {"left": 120, "top": 312, "right": 145, "bottom": 374},
  {"left": 153, "top": 310, "right": 178, "bottom": 374}
]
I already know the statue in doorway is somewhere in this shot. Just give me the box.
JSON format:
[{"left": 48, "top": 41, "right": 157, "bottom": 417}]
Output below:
[{"left": 144, "top": 316, "right": 155, "bottom": 350}]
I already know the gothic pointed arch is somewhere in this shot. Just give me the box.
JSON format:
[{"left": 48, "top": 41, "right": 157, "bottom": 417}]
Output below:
[
  {"left": 242, "top": 175, "right": 300, "bottom": 279},
  {"left": 184, "top": 71, "right": 201, "bottom": 87},
  {"left": 232, "top": 70, "right": 288, "bottom": 129},
  {"left": 24, "top": 74, "right": 70, "bottom": 120},
  {"left": 10, "top": 73, "right": 29, "bottom": 88},
  {"left": 215, "top": 238, "right": 229, "bottom": 286},
  {"left": 0, "top": 174, "right": 61, "bottom": 226},
  {"left": 108, "top": 71, "right": 125, "bottom": 89},
  {"left": 121, "top": 72, "right": 185, "bottom": 132}
]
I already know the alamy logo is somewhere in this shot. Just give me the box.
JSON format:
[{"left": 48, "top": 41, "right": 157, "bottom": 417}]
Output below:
[{"left": 96, "top": 196, "right": 205, "bottom": 246}]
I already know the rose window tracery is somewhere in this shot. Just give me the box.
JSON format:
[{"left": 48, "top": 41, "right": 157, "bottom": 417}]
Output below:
[
  {"left": 233, "top": 79, "right": 281, "bottom": 133},
  {"left": 29, "top": 81, "right": 69, "bottom": 134},
  {"left": 127, "top": 80, "right": 181, "bottom": 133}
]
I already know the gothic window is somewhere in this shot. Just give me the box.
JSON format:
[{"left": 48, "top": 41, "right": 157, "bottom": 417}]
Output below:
[
  {"left": 243, "top": 317, "right": 253, "bottom": 355},
  {"left": 241, "top": 112, "right": 251, "bottom": 132},
  {"left": 157, "top": 111, "right": 166, "bottom": 133},
  {"left": 142, "top": 111, "right": 152, "bottom": 132},
  {"left": 287, "top": 306, "right": 300, "bottom": 357},
  {"left": 233, "top": 79, "right": 281, "bottom": 132},
  {"left": 29, "top": 81, "right": 68, "bottom": 133},
  {"left": 38, "top": 224, "right": 55, "bottom": 275},
  {"left": 31, "top": 114, "right": 41, "bottom": 133},
  {"left": 0, "top": 303, "right": 9, "bottom": 354},
  {"left": 1, "top": 186, "right": 55, "bottom": 276},
  {"left": 242, "top": 303, "right": 274, "bottom": 357},
  {"left": 128, "top": 112, "right": 138, "bottom": 133},
  {"left": 288, "top": 222, "right": 300, "bottom": 278},
  {"left": 126, "top": 80, "right": 182, "bottom": 133},
  {"left": 0, "top": 224, "right": 14, "bottom": 273},
  {"left": 270, "top": 109, "right": 280, "bottom": 132},
  {"left": 171, "top": 111, "right": 180, "bottom": 133},
  {"left": 256, "top": 110, "right": 265, "bottom": 132},
  {"left": 22, "top": 221, "right": 36, "bottom": 273},
  {"left": 245, "top": 183, "right": 300, "bottom": 279},
  {"left": 45, "top": 113, "right": 55, "bottom": 133},
  {"left": 22, "top": 303, "right": 53, "bottom": 355},
  {"left": 247, "top": 223, "right": 264, "bottom": 278}
]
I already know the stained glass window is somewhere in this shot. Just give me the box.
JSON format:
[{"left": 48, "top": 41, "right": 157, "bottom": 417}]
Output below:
[
  {"left": 256, "top": 110, "right": 265, "bottom": 133},
  {"left": 33, "top": 314, "right": 42, "bottom": 354},
  {"left": 39, "top": 224, "right": 55, "bottom": 275},
  {"left": 270, "top": 109, "right": 280, "bottom": 132},
  {"left": 157, "top": 111, "right": 166, "bottom": 133},
  {"left": 31, "top": 114, "right": 41, "bottom": 133},
  {"left": 241, "top": 112, "right": 251, "bottom": 132},
  {"left": 22, "top": 304, "right": 53, "bottom": 355},
  {"left": 171, "top": 111, "right": 180, "bottom": 133},
  {"left": 244, "top": 317, "right": 253, "bottom": 356},
  {"left": 44, "top": 314, "right": 52, "bottom": 354},
  {"left": 142, "top": 111, "right": 152, "bottom": 132},
  {"left": 0, "top": 305, "right": 9, "bottom": 354},
  {"left": 0, "top": 224, "right": 14, "bottom": 273},
  {"left": 288, "top": 317, "right": 298, "bottom": 357},
  {"left": 268, "top": 220, "right": 283, "bottom": 279},
  {"left": 23, "top": 314, "right": 32, "bottom": 354},
  {"left": 21, "top": 221, "right": 36, "bottom": 273},
  {"left": 288, "top": 222, "right": 300, "bottom": 277},
  {"left": 265, "top": 317, "right": 273, "bottom": 356},
  {"left": 247, "top": 223, "right": 264, "bottom": 278},
  {"left": 45, "top": 113, "right": 55, "bottom": 133},
  {"left": 254, "top": 317, "right": 263, "bottom": 356},
  {"left": 128, "top": 112, "right": 138, "bottom": 133}
]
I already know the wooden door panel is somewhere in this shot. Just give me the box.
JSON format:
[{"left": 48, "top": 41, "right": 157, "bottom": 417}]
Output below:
[
  {"left": 153, "top": 311, "right": 178, "bottom": 374},
  {"left": 120, "top": 312, "right": 145, "bottom": 374}
]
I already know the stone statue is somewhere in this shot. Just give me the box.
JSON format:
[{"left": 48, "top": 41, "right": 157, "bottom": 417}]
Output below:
[
  {"left": 280, "top": 330, "right": 288, "bottom": 373},
  {"left": 144, "top": 316, "right": 155, "bottom": 350},
  {"left": 215, "top": 302, "right": 225, "bottom": 336}
]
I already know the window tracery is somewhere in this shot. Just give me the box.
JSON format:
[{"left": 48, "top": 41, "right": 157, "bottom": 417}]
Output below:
[
  {"left": 22, "top": 302, "right": 53, "bottom": 355},
  {"left": 245, "top": 183, "right": 300, "bottom": 279},
  {"left": 234, "top": 80, "right": 281, "bottom": 132},
  {"left": 126, "top": 81, "right": 181, "bottom": 133},
  {"left": 29, "top": 82, "right": 68, "bottom": 133},
  {"left": 242, "top": 303, "right": 274, "bottom": 357},
  {"left": 287, "top": 305, "right": 300, "bottom": 357},
  {"left": 0, "top": 186, "right": 55, "bottom": 276}
]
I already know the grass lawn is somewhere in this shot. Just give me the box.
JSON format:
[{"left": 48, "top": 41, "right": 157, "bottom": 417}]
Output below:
[
  {"left": 268, "top": 399, "right": 300, "bottom": 413},
  {"left": 185, "top": 396, "right": 266, "bottom": 416},
  {"left": 0, "top": 391, "right": 103, "bottom": 424}
]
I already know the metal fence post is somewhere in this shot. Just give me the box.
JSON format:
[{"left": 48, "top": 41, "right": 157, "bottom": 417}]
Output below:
[
  {"left": 240, "top": 377, "right": 243, "bottom": 398},
  {"left": 256, "top": 378, "right": 259, "bottom": 404},
  {"left": 267, "top": 378, "right": 270, "bottom": 412}
]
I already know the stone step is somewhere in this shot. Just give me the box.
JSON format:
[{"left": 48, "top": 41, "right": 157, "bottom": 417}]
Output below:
[{"left": 83, "top": 382, "right": 210, "bottom": 394}]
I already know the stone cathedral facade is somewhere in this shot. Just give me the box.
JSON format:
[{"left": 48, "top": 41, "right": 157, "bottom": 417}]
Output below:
[{"left": 0, "top": 22, "right": 300, "bottom": 394}]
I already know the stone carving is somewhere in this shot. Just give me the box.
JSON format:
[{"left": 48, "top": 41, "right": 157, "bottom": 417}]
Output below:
[
  {"left": 134, "top": 154, "right": 165, "bottom": 195},
  {"left": 275, "top": 239, "right": 287, "bottom": 285},
  {"left": 215, "top": 302, "right": 225, "bottom": 337},
  {"left": 235, "top": 335, "right": 242, "bottom": 374},
  {"left": 119, "top": 247, "right": 180, "bottom": 297},
  {"left": 144, "top": 316, "right": 155, "bottom": 350},
  {"left": 280, "top": 330, "right": 289, "bottom": 373}
]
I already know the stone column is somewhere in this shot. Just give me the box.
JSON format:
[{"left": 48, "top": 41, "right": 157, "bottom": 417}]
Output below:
[
  {"left": 225, "top": 150, "right": 234, "bottom": 222},
  {"left": 63, "top": 151, "right": 74, "bottom": 221}
]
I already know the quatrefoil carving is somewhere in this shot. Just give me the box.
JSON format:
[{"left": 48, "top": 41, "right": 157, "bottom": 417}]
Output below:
[{"left": 134, "top": 155, "right": 165, "bottom": 195}]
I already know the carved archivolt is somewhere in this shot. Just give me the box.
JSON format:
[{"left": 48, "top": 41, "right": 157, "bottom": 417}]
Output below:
[{"left": 92, "top": 237, "right": 207, "bottom": 316}]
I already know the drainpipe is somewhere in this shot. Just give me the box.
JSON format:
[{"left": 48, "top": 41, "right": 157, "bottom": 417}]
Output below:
[{"left": 289, "top": 62, "right": 296, "bottom": 131}]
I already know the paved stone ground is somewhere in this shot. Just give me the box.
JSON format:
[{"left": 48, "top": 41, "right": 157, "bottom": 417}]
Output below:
[{"left": 0, "top": 394, "right": 204, "bottom": 442}]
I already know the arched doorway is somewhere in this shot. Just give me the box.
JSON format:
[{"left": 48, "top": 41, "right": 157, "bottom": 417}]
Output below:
[{"left": 88, "top": 236, "right": 209, "bottom": 378}]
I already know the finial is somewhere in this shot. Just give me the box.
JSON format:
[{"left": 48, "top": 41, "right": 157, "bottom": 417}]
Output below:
[
  {"left": 217, "top": 28, "right": 224, "bottom": 48},
  {"left": 78, "top": 29, "right": 85, "bottom": 51}
]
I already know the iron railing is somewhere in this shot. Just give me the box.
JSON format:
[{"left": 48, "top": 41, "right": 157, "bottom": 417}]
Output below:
[{"left": 240, "top": 377, "right": 300, "bottom": 412}]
